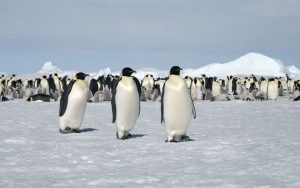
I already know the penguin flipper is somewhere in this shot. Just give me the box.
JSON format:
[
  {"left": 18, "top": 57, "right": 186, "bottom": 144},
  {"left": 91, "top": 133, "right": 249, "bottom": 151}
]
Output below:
[
  {"left": 188, "top": 82, "right": 197, "bottom": 119},
  {"left": 161, "top": 80, "right": 167, "bottom": 124},
  {"left": 111, "top": 78, "right": 121, "bottom": 123},
  {"left": 59, "top": 80, "right": 76, "bottom": 117},
  {"left": 132, "top": 76, "right": 141, "bottom": 116},
  {"left": 132, "top": 76, "right": 141, "bottom": 96}
]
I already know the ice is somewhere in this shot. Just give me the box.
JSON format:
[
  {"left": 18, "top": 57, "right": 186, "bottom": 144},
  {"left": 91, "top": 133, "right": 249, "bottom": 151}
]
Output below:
[
  {"left": 37, "top": 62, "right": 62, "bottom": 74},
  {"left": 1, "top": 98, "right": 300, "bottom": 187}
]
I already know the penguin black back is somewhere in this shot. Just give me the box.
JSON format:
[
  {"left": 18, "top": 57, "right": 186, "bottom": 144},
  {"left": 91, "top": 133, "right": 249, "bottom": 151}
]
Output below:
[
  {"left": 48, "top": 74, "right": 56, "bottom": 91},
  {"left": 59, "top": 80, "right": 76, "bottom": 117},
  {"left": 89, "top": 78, "right": 98, "bottom": 96},
  {"left": 111, "top": 77, "right": 121, "bottom": 123}
]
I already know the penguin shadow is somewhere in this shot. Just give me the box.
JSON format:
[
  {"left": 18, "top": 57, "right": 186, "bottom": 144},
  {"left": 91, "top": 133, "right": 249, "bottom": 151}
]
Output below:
[
  {"left": 80, "top": 128, "right": 98, "bottom": 133},
  {"left": 166, "top": 137, "right": 196, "bottom": 143},
  {"left": 128, "top": 134, "right": 147, "bottom": 139}
]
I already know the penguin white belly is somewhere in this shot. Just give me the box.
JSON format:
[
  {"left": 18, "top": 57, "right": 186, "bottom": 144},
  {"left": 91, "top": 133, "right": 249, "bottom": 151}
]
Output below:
[
  {"left": 260, "top": 81, "right": 268, "bottom": 94},
  {"left": 59, "top": 82, "right": 88, "bottom": 130},
  {"left": 40, "top": 80, "right": 49, "bottom": 95},
  {"left": 115, "top": 80, "right": 139, "bottom": 133},
  {"left": 227, "top": 80, "right": 233, "bottom": 94},
  {"left": 212, "top": 82, "right": 221, "bottom": 97},
  {"left": 267, "top": 82, "right": 278, "bottom": 100},
  {"left": 164, "top": 78, "right": 192, "bottom": 137}
]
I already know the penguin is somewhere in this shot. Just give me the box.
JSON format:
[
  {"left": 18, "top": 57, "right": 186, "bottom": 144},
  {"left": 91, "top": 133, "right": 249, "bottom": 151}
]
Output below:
[
  {"left": 59, "top": 72, "right": 89, "bottom": 133},
  {"left": 89, "top": 78, "right": 99, "bottom": 96},
  {"left": 53, "top": 73, "right": 62, "bottom": 95},
  {"left": 267, "top": 78, "right": 279, "bottom": 100},
  {"left": 161, "top": 66, "right": 196, "bottom": 142},
  {"left": 40, "top": 75, "right": 50, "bottom": 95},
  {"left": 27, "top": 94, "right": 55, "bottom": 102},
  {"left": 184, "top": 76, "right": 197, "bottom": 100},
  {"left": 211, "top": 78, "right": 221, "bottom": 97},
  {"left": 111, "top": 67, "right": 141, "bottom": 140},
  {"left": 227, "top": 76, "right": 234, "bottom": 95},
  {"left": 141, "top": 74, "right": 155, "bottom": 100},
  {"left": 48, "top": 74, "right": 56, "bottom": 95}
]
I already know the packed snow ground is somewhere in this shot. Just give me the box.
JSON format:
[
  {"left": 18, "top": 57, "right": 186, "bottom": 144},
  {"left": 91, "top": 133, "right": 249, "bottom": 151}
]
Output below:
[{"left": 1, "top": 98, "right": 300, "bottom": 187}]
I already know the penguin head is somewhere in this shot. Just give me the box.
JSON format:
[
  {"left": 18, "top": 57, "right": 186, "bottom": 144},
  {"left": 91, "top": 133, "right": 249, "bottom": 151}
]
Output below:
[
  {"left": 169, "top": 66, "right": 182, "bottom": 75},
  {"left": 121, "top": 67, "right": 136, "bottom": 77},
  {"left": 27, "top": 97, "right": 32, "bottom": 102},
  {"left": 76, "top": 72, "right": 90, "bottom": 80}
]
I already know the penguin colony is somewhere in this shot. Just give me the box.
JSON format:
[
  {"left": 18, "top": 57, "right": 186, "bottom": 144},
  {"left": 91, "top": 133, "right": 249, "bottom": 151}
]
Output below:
[{"left": 1, "top": 68, "right": 300, "bottom": 142}]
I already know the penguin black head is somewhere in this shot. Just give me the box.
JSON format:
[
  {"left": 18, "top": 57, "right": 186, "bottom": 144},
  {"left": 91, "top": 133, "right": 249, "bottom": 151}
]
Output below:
[
  {"left": 76, "top": 72, "right": 89, "bottom": 80},
  {"left": 121, "top": 67, "right": 136, "bottom": 77},
  {"left": 170, "top": 66, "right": 182, "bottom": 75},
  {"left": 42, "top": 75, "right": 47, "bottom": 79},
  {"left": 54, "top": 73, "right": 58, "bottom": 76}
]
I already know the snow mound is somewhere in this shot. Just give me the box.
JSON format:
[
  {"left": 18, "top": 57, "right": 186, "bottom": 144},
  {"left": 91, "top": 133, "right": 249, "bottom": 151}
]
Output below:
[
  {"left": 188, "top": 53, "right": 287, "bottom": 77},
  {"left": 37, "top": 62, "right": 62, "bottom": 74}
]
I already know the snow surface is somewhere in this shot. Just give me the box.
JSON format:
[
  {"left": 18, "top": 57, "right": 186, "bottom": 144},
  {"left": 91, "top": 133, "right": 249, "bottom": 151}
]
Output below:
[{"left": 1, "top": 98, "right": 300, "bottom": 187}]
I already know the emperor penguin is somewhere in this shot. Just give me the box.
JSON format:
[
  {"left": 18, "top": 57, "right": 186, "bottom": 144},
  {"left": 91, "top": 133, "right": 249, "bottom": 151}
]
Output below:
[
  {"left": 40, "top": 75, "right": 50, "bottom": 95},
  {"left": 53, "top": 73, "right": 62, "bottom": 95},
  {"left": 59, "top": 72, "right": 89, "bottom": 133},
  {"left": 161, "top": 66, "right": 196, "bottom": 142},
  {"left": 267, "top": 78, "right": 279, "bottom": 100},
  {"left": 111, "top": 67, "right": 141, "bottom": 140}
]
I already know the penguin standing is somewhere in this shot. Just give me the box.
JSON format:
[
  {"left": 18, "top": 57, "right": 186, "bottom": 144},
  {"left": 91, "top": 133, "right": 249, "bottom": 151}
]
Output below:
[
  {"left": 267, "top": 78, "right": 279, "bottom": 100},
  {"left": 161, "top": 66, "right": 196, "bottom": 142},
  {"left": 111, "top": 67, "right": 141, "bottom": 140},
  {"left": 40, "top": 75, "right": 50, "bottom": 95},
  {"left": 59, "top": 72, "right": 89, "bottom": 133},
  {"left": 53, "top": 73, "right": 62, "bottom": 95}
]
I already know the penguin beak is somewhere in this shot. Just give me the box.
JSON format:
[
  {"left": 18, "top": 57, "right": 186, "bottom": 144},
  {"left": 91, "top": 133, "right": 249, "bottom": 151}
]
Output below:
[
  {"left": 178, "top": 67, "right": 182, "bottom": 71},
  {"left": 84, "top": 73, "right": 90, "bottom": 77},
  {"left": 131, "top": 70, "right": 136, "bottom": 74}
]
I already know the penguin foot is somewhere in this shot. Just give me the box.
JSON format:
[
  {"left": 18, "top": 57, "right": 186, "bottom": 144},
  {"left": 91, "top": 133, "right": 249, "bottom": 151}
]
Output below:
[
  {"left": 165, "top": 138, "right": 178, "bottom": 143},
  {"left": 59, "top": 127, "right": 73, "bottom": 134},
  {"left": 181, "top": 135, "right": 192, "bottom": 141},
  {"left": 117, "top": 132, "right": 132, "bottom": 140},
  {"left": 170, "top": 139, "right": 178, "bottom": 143}
]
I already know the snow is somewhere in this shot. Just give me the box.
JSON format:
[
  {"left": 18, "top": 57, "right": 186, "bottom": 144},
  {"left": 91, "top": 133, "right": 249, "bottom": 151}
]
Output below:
[
  {"left": 37, "top": 62, "right": 62, "bottom": 74},
  {"left": 1, "top": 99, "right": 300, "bottom": 187},
  {"left": 286, "top": 65, "right": 300, "bottom": 78},
  {"left": 183, "top": 53, "right": 287, "bottom": 77}
]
